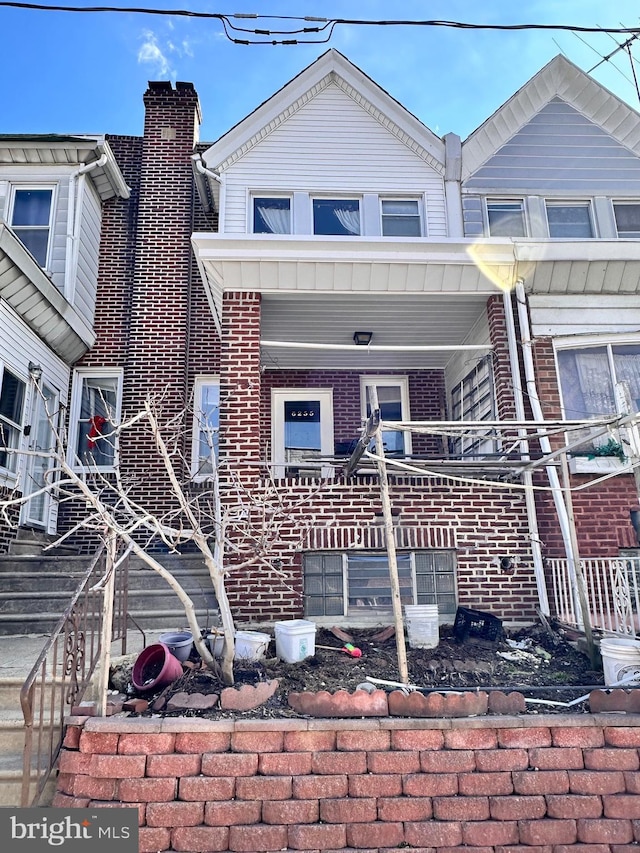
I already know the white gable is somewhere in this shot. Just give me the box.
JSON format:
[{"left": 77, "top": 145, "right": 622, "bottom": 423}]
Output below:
[
  {"left": 462, "top": 54, "right": 640, "bottom": 181},
  {"left": 221, "top": 79, "right": 447, "bottom": 235},
  {"left": 465, "top": 97, "right": 640, "bottom": 194}
]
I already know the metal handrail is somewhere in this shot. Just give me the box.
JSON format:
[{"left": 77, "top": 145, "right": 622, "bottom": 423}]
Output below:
[{"left": 20, "top": 543, "right": 129, "bottom": 806}]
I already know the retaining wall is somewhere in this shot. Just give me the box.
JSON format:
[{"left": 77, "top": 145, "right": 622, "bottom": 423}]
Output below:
[{"left": 55, "top": 713, "right": 640, "bottom": 853}]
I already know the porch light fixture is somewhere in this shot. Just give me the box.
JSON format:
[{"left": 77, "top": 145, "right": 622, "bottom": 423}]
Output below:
[
  {"left": 28, "top": 362, "right": 42, "bottom": 381},
  {"left": 353, "top": 331, "right": 373, "bottom": 346}
]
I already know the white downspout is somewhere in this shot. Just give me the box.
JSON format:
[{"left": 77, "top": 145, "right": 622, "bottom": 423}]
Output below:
[
  {"left": 503, "top": 290, "right": 549, "bottom": 614},
  {"left": 515, "top": 279, "right": 581, "bottom": 625},
  {"left": 65, "top": 153, "right": 108, "bottom": 297}
]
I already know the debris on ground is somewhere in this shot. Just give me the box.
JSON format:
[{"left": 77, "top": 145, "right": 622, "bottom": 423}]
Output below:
[{"left": 113, "top": 618, "right": 604, "bottom": 719}]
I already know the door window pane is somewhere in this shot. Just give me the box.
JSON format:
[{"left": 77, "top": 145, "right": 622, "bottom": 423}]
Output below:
[{"left": 194, "top": 380, "right": 220, "bottom": 476}]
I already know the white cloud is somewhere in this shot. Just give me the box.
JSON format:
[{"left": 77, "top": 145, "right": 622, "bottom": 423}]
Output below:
[{"left": 138, "top": 30, "right": 174, "bottom": 78}]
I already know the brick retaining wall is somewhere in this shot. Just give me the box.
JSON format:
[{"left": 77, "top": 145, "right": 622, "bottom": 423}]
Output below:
[{"left": 55, "top": 714, "right": 640, "bottom": 853}]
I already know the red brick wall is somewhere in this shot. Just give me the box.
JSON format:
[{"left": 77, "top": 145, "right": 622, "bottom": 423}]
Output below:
[{"left": 56, "top": 715, "right": 640, "bottom": 853}]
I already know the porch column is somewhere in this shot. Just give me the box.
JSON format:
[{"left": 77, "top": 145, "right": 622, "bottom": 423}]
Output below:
[
  {"left": 219, "top": 291, "right": 262, "bottom": 479},
  {"left": 487, "top": 294, "right": 518, "bottom": 420}
]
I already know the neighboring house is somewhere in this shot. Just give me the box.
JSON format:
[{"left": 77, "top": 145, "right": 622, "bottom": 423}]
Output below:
[
  {"left": 5, "top": 51, "right": 640, "bottom": 631},
  {"left": 0, "top": 136, "right": 129, "bottom": 545}
]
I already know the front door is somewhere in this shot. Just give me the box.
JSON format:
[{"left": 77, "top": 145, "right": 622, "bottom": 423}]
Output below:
[{"left": 20, "top": 382, "right": 58, "bottom": 530}]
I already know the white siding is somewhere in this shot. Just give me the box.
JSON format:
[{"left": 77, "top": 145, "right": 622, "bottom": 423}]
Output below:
[
  {"left": 465, "top": 99, "right": 640, "bottom": 194},
  {"left": 0, "top": 302, "right": 70, "bottom": 398},
  {"left": 221, "top": 82, "right": 446, "bottom": 236},
  {"left": 529, "top": 294, "right": 640, "bottom": 337},
  {"left": 73, "top": 180, "right": 102, "bottom": 327}
]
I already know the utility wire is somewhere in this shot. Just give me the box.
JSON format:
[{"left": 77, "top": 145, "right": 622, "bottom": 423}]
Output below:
[{"left": 1, "top": 3, "right": 640, "bottom": 45}]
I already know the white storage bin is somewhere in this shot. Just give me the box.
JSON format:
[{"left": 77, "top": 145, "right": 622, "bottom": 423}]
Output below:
[{"left": 404, "top": 604, "right": 439, "bottom": 649}]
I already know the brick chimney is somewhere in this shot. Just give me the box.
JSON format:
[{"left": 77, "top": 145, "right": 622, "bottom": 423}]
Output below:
[{"left": 121, "top": 81, "right": 202, "bottom": 508}]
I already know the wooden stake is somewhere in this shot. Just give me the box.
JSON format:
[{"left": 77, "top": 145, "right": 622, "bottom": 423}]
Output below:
[{"left": 369, "top": 386, "right": 410, "bottom": 684}]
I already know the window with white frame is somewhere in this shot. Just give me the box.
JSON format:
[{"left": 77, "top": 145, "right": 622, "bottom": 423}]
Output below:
[
  {"left": 10, "top": 187, "right": 54, "bottom": 267},
  {"left": 381, "top": 199, "right": 422, "bottom": 236},
  {"left": 192, "top": 377, "right": 220, "bottom": 479},
  {"left": 312, "top": 198, "right": 360, "bottom": 235},
  {"left": 613, "top": 202, "right": 640, "bottom": 238},
  {"left": 486, "top": 199, "right": 526, "bottom": 237},
  {"left": 69, "top": 370, "right": 122, "bottom": 469},
  {"left": 545, "top": 201, "right": 593, "bottom": 238},
  {"left": 252, "top": 196, "right": 291, "bottom": 234},
  {"left": 0, "top": 367, "right": 26, "bottom": 473},
  {"left": 450, "top": 356, "right": 498, "bottom": 457},
  {"left": 272, "top": 388, "right": 334, "bottom": 478},
  {"left": 303, "top": 550, "right": 457, "bottom": 619},
  {"left": 361, "top": 376, "right": 411, "bottom": 456},
  {"left": 557, "top": 342, "right": 640, "bottom": 452}
]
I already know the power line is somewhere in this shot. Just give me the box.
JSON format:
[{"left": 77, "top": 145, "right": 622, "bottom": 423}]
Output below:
[{"left": 1, "top": 4, "right": 640, "bottom": 46}]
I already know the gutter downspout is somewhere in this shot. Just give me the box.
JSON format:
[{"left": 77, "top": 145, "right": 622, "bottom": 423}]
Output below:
[
  {"left": 503, "top": 290, "right": 549, "bottom": 615},
  {"left": 515, "top": 279, "right": 582, "bottom": 626},
  {"left": 192, "top": 154, "right": 221, "bottom": 217},
  {"left": 65, "top": 153, "right": 108, "bottom": 298}
]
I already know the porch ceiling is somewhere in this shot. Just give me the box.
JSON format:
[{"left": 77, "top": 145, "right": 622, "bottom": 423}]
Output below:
[{"left": 260, "top": 293, "right": 491, "bottom": 370}]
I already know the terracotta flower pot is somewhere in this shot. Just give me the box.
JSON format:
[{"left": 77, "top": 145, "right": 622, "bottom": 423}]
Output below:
[{"left": 132, "top": 642, "right": 183, "bottom": 692}]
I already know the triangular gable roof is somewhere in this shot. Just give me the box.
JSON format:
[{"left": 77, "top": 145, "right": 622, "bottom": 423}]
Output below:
[
  {"left": 462, "top": 54, "right": 640, "bottom": 181},
  {"left": 202, "top": 49, "right": 445, "bottom": 174}
]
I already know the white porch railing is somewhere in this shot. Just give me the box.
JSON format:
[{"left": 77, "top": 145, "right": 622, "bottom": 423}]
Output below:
[{"left": 549, "top": 557, "right": 640, "bottom": 637}]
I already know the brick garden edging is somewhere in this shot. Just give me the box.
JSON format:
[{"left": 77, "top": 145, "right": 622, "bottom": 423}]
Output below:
[{"left": 55, "top": 713, "right": 640, "bottom": 853}]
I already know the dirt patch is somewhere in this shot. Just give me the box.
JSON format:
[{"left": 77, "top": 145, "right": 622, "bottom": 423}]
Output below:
[{"left": 117, "top": 620, "right": 604, "bottom": 719}]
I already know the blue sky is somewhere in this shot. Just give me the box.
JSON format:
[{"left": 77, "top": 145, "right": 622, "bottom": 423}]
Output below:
[{"left": 2, "top": 1, "right": 640, "bottom": 143}]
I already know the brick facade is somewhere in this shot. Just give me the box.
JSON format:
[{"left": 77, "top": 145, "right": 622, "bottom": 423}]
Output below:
[
  {"left": 46, "top": 78, "right": 640, "bottom": 624},
  {"left": 56, "top": 714, "right": 640, "bottom": 853}
]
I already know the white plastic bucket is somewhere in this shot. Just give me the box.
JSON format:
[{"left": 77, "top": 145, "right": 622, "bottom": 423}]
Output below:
[
  {"left": 600, "top": 637, "right": 640, "bottom": 686},
  {"left": 274, "top": 619, "right": 316, "bottom": 663},
  {"left": 404, "top": 604, "right": 439, "bottom": 649},
  {"left": 234, "top": 630, "right": 271, "bottom": 662},
  {"left": 206, "top": 633, "right": 225, "bottom": 658}
]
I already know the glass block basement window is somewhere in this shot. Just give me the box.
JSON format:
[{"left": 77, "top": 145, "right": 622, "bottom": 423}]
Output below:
[{"left": 303, "top": 551, "right": 457, "bottom": 618}]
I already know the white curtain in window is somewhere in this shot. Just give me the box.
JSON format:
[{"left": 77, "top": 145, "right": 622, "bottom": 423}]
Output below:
[
  {"left": 334, "top": 207, "right": 360, "bottom": 235},
  {"left": 256, "top": 205, "right": 290, "bottom": 234},
  {"left": 614, "top": 353, "right": 640, "bottom": 410},
  {"left": 575, "top": 351, "right": 615, "bottom": 415}
]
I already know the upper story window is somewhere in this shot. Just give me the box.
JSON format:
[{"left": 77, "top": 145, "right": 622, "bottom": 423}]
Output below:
[
  {"left": 0, "top": 366, "right": 26, "bottom": 474},
  {"left": 69, "top": 369, "right": 122, "bottom": 470},
  {"left": 613, "top": 202, "right": 640, "bottom": 238},
  {"left": 312, "top": 198, "right": 360, "bottom": 236},
  {"left": 10, "top": 187, "right": 54, "bottom": 267},
  {"left": 546, "top": 201, "right": 593, "bottom": 238},
  {"left": 361, "top": 376, "right": 411, "bottom": 456},
  {"left": 381, "top": 199, "right": 422, "bottom": 237},
  {"left": 192, "top": 376, "right": 220, "bottom": 479},
  {"left": 486, "top": 199, "right": 526, "bottom": 237},
  {"left": 253, "top": 197, "right": 291, "bottom": 234}
]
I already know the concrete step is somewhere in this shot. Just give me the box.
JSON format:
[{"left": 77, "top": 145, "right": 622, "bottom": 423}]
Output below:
[{"left": 0, "top": 753, "right": 57, "bottom": 807}]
